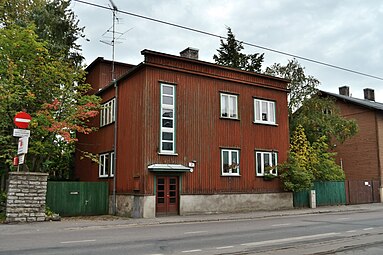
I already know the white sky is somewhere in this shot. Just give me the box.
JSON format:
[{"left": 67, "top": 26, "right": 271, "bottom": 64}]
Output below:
[{"left": 71, "top": 0, "right": 383, "bottom": 102}]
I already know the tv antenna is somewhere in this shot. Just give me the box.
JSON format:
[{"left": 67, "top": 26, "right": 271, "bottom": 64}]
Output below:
[{"left": 100, "top": 0, "right": 133, "bottom": 81}]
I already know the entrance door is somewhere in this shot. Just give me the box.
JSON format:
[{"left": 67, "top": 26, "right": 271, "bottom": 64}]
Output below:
[{"left": 156, "top": 176, "right": 179, "bottom": 216}]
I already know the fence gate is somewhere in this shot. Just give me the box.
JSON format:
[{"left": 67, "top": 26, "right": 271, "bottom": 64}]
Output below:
[
  {"left": 293, "top": 181, "right": 346, "bottom": 208},
  {"left": 346, "top": 180, "right": 380, "bottom": 205},
  {"left": 46, "top": 182, "right": 109, "bottom": 216}
]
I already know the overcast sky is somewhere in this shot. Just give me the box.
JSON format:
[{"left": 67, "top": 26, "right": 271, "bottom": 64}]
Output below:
[{"left": 71, "top": 0, "right": 383, "bottom": 102}]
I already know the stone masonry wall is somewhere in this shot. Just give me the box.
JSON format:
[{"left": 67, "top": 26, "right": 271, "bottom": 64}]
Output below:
[{"left": 6, "top": 172, "right": 48, "bottom": 223}]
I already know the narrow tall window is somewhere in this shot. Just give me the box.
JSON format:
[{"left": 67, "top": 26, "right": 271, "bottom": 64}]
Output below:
[
  {"left": 256, "top": 151, "right": 278, "bottom": 176},
  {"left": 220, "top": 93, "right": 238, "bottom": 119},
  {"left": 254, "top": 98, "right": 276, "bottom": 125},
  {"left": 221, "top": 149, "right": 240, "bottom": 176},
  {"left": 99, "top": 152, "right": 115, "bottom": 178},
  {"left": 100, "top": 98, "right": 116, "bottom": 127},
  {"left": 160, "top": 84, "right": 176, "bottom": 154}
]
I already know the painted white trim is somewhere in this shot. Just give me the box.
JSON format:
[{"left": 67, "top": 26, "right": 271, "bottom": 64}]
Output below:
[
  {"left": 256, "top": 151, "right": 278, "bottom": 176},
  {"left": 160, "top": 84, "right": 176, "bottom": 154},
  {"left": 254, "top": 99, "right": 276, "bottom": 125},
  {"left": 221, "top": 149, "right": 240, "bottom": 176},
  {"left": 220, "top": 93, "right": 238, "bottom": 119}
]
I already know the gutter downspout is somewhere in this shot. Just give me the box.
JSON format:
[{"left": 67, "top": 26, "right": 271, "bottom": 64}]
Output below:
[
  {"left": 375, "top": 112, "right": 383, "bottom": 202},
  {"left": 112, "top": 79, "right": 118, "bottom": 215}
]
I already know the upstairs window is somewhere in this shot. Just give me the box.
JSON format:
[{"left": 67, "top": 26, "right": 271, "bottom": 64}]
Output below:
[
  {"left": 100, "top": 98, "right": 115, "bottom": 127},
  {"left": 220, "top": 93, "right": 238, "bottom": 119},
  {"left": 221, "top": 149, "right": 240, "bottom": 176},
  {"left": 256, "top": 151, "right": 278, "bottom": 176},
  {"left": 160, "top": 84, "right": 176, "bottom": 154},
  {"left": 254, "top": 99, "right": 276, "bottom": 125}
]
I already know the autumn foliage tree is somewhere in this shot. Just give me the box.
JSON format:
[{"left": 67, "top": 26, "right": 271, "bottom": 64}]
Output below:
[{"left": 0, "top": 1, "right": 100, "bottom": 178}]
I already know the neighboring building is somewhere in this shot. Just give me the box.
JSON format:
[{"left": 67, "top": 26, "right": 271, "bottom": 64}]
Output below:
[
  {"left": 320, "top": 86, "right": 383, "bottom": 204},
  {"left": 75, "top": 48, "right": 291, "bottom": 217}
]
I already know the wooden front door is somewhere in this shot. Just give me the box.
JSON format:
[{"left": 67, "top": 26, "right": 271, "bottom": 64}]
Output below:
[{"left": 156, "top": 176, "right": 179, "bottom": 216}]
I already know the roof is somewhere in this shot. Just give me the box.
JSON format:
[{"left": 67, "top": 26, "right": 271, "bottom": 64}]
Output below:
[
  {"left": 320, "top": 90, "right": 383, "bottom": 111},
  {"left": 148, "top": 164, "right": 192, "bottom": 172},
  {"left": 141, "top": 49, "right": 291, "bottom": 84},
  {"left": 85, "top": 57, "right": 135, "bottom": 72},
  {"left": 92, "top": 49, "right": 290, "bottom": 95}
]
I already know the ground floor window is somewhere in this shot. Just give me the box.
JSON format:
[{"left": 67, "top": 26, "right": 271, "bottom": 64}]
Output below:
[
  {"left": 256, "top": 151, "right": 277, "bottom": 176},
  {"left": 221, "top": 149, "right": 240, "bottom": 176},
  {"left": 99, "top": 151, "right": 115, "bottom": 178}
]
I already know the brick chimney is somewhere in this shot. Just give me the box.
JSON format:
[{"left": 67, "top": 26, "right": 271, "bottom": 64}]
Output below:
[
  {"left": 364, "top": 88, "right": 375, "bottom": 101},
  {"left": 339, "top": 86, "right": 350, "bottom": 96},
  {"left": 180, "top": 47, "right": 199, "bottom": 60}
]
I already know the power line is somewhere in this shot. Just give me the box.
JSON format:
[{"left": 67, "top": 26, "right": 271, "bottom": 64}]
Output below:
[{"left": 74, "top": 0, "right": 383, "bottom": 81}]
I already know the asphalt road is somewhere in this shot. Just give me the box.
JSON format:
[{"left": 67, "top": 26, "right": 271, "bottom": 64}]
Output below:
[{"left": 1, "top": 208, "right": 383, "bottom": 254}]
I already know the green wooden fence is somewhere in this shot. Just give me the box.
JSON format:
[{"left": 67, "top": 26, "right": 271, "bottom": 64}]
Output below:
[
  {"left": 46, "top": 182, "right": 109, "bottom": 216},
  {"left": 293, "top": 181, "right": 346, "bottom": 208}
]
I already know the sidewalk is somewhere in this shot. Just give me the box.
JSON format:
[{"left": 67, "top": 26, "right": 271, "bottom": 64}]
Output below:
[{"left": 60, "top": 203, "right": 383, "bottom": 228}]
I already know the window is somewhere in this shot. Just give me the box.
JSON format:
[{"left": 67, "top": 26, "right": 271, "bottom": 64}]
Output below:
[
  {"left": 160, "top": 84, "right": 176, "bottom": 154},
  {"left": 254, "top": 98, "right": 276, "bottom": 125},
  {"left": 100, "top": 98, "right": 115, "bottom": 127},
  {"left": 256, "top": 151, "right": 278, "bottom": 176},
  {"left": 221, "top": 149, "right": 240, "bottom": 176},
  {"left": 99, "top": 152, "right": 115, "bottom": 178},
  {"left": 220, "top": 93, "right": 238, "bottom": 119}
]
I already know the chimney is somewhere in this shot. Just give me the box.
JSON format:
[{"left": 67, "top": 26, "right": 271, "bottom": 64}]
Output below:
[
  {"left": 339, "top": 86, "right": 350, "bottom": 96},
  {"left": 180, "top": 47, "right": 199, "bottom": 60},
  {"left": 364, "top": 88, "right": 375, "bottom": 101}
]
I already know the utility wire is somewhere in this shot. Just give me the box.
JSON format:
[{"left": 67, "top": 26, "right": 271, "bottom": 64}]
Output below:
[{"left": 74, "top": 0, "right": 383, "bottom": 81}]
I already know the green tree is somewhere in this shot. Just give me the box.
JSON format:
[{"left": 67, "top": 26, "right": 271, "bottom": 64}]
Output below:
[
  {"left": 291, "top": 95, "right": 358, "bottom": 144},
  {"left": 280, "top": 125, "right": 314, "bottom": 191},
  {"left": 280, "top": 126, "right": 346, "bottom": 192},
  {"left": 311, "top": 136, "right": 345, "bottom": 181},
  {"left": 213, "top": 27, "right": 264, "bottom": 72},
  {"left": 1, "top": 0, "right": 85, "bottom": 66},
  {"left": 0, "top": 24, "right": 99, "bottom": 175},
  {"left": 265, "top": 59, "right": 319, "bottom": 118}
]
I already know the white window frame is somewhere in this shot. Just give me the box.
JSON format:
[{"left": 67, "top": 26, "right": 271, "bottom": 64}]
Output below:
[
  {"left": 99, "top": 152, "right": 115, "bottom": 178},
  {"left": 100, "top": 98, "right": 115, "bottom": 127},
  {"left": 110, "top": 151, "right": 115, "bottom": 177},
  {"left": 160, "top": 83, "right": 176, "bottom": 154},
  {"left": 221, "top": 149, "right": 240, "bottom": 176},
  {"left": 254, "top": 98, "right": 276, "bottom": 125},
  {"left": 256, "top": 151, "right": 278, "bottom": 176},
  {"left": 220, "top": 93, "right": 238, "bottom": 119}
]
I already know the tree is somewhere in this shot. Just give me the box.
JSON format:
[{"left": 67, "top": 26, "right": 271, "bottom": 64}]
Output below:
[
  {"left": 280, "top": 125, "right": 314, "bottom": 191},
  {"left": 0, "top": 0, "right": 85, "bottom": 66},
  {"left": 291, "top": 95, "right": 358, "bottom": 144},
  {"left": 0, "top": 24, "right": 99, "bottom": 175},
  {"left": 280, "top": 125, "right": 346, "bottom": 192},
  {"left": 213, "top": 27, "right": 264, "bottom": 72},
  {"left": 311, "top": 136, "right": 345, "bottom": 181},
  {"left": 265, "top": 59, "right": 319, "bottom": 118}
]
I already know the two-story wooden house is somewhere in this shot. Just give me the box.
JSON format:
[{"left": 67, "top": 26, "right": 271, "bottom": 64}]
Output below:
[
  {"left": 320, "top": 86, "right": 383, "bottom": 204},
  {"left": 75, "top": 48, "right": 292, "bottom": 217}
]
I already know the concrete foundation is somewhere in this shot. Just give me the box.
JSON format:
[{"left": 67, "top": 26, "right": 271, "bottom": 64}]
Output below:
[
  {"left": 180, "top": 192, "right": 293, "bottom": 215},
  {"left": 112, "top": 192, "right": 292, "bottom": 218},
  {"left": 110, "top": 194, "right": 155, "bottom": 218}
]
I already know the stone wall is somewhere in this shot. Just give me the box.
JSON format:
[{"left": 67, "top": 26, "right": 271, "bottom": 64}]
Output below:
[{"left": 6, "top": 172, "right": 48, "bottom": 223}]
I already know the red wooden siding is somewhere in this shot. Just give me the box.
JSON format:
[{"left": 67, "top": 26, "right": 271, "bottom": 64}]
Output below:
[
  {"left": 75, "top": 50, "right": 290, "bottom": 197},
  {"left": 137, "top": 66, "right": 288, "bottom": 195}
]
